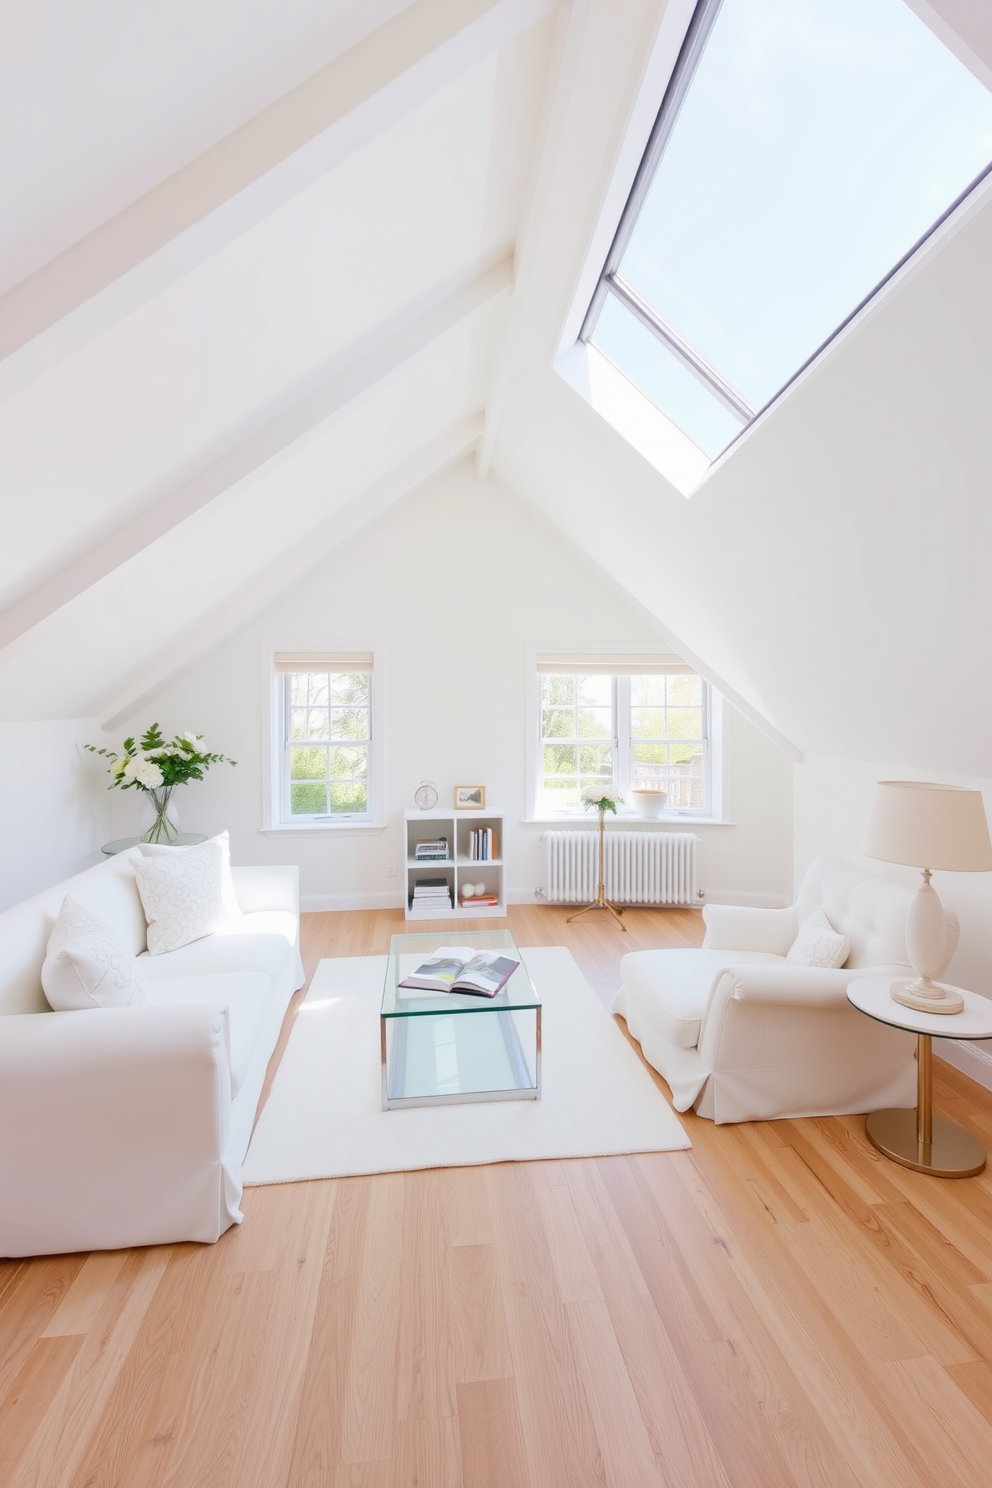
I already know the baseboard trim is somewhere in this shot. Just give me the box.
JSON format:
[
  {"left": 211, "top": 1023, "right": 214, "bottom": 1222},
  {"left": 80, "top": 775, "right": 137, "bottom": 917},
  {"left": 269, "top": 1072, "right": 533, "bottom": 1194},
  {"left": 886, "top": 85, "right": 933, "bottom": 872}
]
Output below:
[
  {"left": 702, "top": 890, "right": 790, "bottom": 909},
  {"left": 936, "top": 1037, "right": 992, "bottom": 1094},
  {"left": 301, "top": 892, "right": 403, "bottom": 913},
  {"left": 302, "top": 887, "right": 788, "bottom": 913}
]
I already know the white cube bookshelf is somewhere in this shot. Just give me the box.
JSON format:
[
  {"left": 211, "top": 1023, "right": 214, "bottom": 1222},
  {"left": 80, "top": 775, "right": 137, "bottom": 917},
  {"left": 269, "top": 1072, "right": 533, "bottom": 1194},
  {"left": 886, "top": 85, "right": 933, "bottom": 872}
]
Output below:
[{"left": 404, "top": 808, "right": 505, "bottom": 920}]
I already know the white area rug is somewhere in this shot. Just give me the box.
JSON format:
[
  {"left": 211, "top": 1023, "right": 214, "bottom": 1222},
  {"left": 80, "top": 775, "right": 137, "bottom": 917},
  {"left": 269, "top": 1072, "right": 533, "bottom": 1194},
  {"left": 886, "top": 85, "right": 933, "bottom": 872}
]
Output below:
[{"left": 243, "top": 946, "right": 689, "bottom": 1185}]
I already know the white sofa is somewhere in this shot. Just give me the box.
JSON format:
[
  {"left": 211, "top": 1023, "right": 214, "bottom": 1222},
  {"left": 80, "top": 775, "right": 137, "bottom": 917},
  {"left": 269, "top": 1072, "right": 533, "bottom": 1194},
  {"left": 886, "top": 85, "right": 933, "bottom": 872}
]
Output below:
[
  {"left": 0, "top": 847, "right": 304, "bottom": 1257},
  {"left": 613, "top": 856, "right": 959, "bottom": 1124}
]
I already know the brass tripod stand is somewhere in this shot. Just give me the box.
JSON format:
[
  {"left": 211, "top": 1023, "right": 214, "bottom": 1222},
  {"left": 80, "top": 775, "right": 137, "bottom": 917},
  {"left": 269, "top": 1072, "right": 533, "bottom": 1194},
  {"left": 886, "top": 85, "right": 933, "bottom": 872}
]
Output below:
[{"left": 567, "top": 806, "right": 626, "bottom": 930}]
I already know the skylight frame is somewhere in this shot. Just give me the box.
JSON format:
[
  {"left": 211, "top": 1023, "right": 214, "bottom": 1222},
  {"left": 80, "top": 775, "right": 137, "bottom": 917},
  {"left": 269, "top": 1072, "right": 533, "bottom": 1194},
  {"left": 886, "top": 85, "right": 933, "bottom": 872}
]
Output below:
[{"left": 579, "top": 0, "right": 992, "bottom": 464}]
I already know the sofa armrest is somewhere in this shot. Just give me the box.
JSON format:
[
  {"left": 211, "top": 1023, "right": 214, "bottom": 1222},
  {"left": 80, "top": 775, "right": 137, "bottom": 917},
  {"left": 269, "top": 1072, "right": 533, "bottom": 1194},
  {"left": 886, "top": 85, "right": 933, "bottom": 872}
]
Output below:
[
  {"left": 232, "top": 864, "right": 300, "bottom": 917},
  {"left": 0, "top": 1005, "right": 239, "bottom": 1257},
  {"left": 724, "top": 965, "right": 856, "bottom": 1008},
  {"left": 721, "top": 964, "right": 911, "bottom": 1009},
  {"left": 701, "top": 903, "right": 798, "bottom": 955}
]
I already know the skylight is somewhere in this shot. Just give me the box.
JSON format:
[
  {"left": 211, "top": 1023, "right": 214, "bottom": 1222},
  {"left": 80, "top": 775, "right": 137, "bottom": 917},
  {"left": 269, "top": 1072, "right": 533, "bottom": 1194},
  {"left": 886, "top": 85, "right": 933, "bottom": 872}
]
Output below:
[{"left": 583, "top": 0, "right": 992, "bottom": 461}]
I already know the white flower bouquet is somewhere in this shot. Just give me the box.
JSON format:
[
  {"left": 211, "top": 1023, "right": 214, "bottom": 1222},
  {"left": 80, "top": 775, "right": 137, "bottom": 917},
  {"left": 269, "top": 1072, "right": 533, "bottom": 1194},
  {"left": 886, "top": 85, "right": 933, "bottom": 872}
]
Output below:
[
  {"left": 86, "top": 724, "right": 236, "bottom": 842},
  {"left": 581, "top": 783, "right": 622, "bottom": 815}
]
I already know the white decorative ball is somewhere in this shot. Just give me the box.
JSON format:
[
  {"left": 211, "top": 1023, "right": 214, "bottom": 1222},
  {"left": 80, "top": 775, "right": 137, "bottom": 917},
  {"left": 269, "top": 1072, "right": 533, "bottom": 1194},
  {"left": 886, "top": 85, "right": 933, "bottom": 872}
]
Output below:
[{"left": 462, "top": 883, "right": 478, "bottom": 897}]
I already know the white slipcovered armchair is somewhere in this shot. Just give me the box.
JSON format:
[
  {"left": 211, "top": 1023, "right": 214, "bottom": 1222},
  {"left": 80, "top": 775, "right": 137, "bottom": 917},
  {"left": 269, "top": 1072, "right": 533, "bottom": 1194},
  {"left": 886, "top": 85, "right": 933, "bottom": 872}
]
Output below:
[{"left": 612, "top": 856, "right": 959, "bottom": 1124}]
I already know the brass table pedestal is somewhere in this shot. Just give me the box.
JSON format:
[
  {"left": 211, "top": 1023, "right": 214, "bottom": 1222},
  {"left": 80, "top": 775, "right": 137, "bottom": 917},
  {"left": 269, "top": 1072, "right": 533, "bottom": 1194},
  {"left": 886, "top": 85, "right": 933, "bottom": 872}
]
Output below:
[
  {"left": 865, "top": 1033, "right": 985, "bottom": 1178},
  {"left": 847, "top": 979, "right": 992, "bottom": 1180}
]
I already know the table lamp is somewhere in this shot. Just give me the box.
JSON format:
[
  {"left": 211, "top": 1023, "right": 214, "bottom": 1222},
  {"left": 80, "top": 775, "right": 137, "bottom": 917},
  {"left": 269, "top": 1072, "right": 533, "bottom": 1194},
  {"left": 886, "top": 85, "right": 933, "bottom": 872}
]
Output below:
[{"left": 862, "top": 781, "right": 992, "bottom": 1014}]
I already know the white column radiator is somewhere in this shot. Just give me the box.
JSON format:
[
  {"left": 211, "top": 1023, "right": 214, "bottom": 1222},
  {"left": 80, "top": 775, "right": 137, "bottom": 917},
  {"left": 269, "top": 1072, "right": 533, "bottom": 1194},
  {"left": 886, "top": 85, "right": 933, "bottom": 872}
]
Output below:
[{"left": 543, "top": 831, "right": 698, "bottom": 907}]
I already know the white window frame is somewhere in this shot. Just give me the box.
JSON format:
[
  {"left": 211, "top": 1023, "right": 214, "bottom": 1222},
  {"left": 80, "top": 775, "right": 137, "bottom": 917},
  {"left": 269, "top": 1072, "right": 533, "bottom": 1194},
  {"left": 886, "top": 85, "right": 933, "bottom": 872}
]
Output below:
[
  {"left": 552, "top": 0, "right": 992, "bottom": 498},
  {"left": 526, "top": 645, "right": 726, "bottom": 822},
  {"left": 262, "top": 648, "right": 384, "bottom": 833}
]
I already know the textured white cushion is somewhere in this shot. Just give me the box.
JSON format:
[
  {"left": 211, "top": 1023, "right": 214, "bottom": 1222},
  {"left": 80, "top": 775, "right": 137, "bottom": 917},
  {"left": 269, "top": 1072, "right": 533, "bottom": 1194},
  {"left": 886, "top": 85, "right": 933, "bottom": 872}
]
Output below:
[
  {"left": 138, "top": 831, "right": 242, "bottom": 923},
  {"left": 41, "top": 896, "right": 150, "bottom": 1011},
  {"left": 134, "top": 835, "right": 241, "bottom": 955},
  {"left": 785, "top": 907, "right": 850, "bottom": 969}
]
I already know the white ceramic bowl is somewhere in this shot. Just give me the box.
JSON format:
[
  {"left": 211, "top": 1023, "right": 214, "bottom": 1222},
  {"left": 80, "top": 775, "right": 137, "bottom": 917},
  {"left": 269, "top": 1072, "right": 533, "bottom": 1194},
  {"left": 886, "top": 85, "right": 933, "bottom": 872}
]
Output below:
[{"left": 630, "top": 789, "right": 668, "bottom": 819}]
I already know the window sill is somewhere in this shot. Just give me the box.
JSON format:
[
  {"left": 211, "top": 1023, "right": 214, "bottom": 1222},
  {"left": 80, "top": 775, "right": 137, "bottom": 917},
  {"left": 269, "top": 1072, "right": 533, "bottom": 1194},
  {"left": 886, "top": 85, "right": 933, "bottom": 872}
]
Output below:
[
  {"left": 522, "top": 815, "right": 733, "bottom": 827},
  {"left": 554, "top": 341, "right": 711, "bottom": 498},
  {"left": 261, "top": 821, "right": 386, "bottom": 836}
]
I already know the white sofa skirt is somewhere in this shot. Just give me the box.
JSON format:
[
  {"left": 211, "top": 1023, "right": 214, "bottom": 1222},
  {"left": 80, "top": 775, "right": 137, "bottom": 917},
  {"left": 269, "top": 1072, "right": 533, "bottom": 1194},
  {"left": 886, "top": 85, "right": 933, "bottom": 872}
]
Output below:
[{"left": 616, "top": 982, "right": 917, "bottom": 1123}]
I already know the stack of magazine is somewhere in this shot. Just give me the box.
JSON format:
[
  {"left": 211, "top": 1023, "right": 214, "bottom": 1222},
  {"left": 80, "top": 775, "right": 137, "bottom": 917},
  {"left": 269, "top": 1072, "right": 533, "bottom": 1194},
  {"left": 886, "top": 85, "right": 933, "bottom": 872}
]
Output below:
[
  {"left": 398, "top": 946, "right": 519, "bottom": 998},
  {"left": 410, "top": 879, "right": 453, "bottom": 911},
  {"left": 414, "top": 837, "right": 449, "bottom": 863}
]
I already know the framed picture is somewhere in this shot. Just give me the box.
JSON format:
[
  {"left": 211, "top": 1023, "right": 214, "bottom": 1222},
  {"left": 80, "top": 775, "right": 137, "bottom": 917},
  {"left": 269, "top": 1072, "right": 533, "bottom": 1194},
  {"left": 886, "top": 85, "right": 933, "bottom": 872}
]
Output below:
[{"left": 455, "top": 785, "right": 485, "bottom": 810}]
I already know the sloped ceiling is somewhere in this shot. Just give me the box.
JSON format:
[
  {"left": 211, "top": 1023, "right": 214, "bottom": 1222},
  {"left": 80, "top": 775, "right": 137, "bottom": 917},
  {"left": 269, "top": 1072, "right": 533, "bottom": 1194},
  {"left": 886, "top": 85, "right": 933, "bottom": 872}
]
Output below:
[{"left": 1, "top": 0, "right": 990, "bottom": 776}]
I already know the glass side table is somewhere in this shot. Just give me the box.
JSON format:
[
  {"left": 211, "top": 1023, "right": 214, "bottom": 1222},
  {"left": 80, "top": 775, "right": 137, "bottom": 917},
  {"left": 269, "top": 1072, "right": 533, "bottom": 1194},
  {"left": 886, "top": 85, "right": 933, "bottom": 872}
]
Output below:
[
  {"left": 101, "top": 834, "right": 207, "bottom": 856},
  {"left": 381, "top": 929, "right": 542, "bottom": 1110}
]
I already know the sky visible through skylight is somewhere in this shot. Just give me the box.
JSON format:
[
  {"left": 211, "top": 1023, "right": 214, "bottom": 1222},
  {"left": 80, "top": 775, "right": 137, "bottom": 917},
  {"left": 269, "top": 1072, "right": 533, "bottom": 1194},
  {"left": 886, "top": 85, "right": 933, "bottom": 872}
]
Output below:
[{"left": 590, "top": 0, "right": 992, "bottom": 458}]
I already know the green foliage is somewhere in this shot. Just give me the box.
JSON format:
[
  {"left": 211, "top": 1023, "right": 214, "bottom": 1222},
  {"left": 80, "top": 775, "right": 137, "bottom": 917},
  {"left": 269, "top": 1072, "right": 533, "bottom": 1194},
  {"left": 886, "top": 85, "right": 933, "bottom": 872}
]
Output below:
[
  {"left": 329, "top": 782, "right": 368, "bottom": 812},
  {"left": 84, "top": 724, "right": 237, "bottom": 792},
  {"left": 291, "top": 782, "right": 328, "bottom": 815}
]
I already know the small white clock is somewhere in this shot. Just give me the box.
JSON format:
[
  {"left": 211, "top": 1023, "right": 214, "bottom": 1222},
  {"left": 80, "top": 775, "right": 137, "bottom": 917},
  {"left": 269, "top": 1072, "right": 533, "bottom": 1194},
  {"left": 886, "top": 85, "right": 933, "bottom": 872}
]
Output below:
[{"left": 414, "top": 781, "right": 438, "bottom": 811}]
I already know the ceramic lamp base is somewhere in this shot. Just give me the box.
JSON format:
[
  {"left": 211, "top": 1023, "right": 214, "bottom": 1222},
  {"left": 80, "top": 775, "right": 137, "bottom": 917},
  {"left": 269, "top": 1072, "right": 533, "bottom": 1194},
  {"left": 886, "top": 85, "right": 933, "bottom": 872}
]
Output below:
[{"left": 890, "top": 977, "right": 964, "bottom": 1015}]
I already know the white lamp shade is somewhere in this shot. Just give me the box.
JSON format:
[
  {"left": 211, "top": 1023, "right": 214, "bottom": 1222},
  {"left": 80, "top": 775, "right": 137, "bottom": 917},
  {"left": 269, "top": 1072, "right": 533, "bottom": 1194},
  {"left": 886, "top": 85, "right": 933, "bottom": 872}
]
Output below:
[{"left": 862, "top": 781, "right": 992, "bottom": 872}]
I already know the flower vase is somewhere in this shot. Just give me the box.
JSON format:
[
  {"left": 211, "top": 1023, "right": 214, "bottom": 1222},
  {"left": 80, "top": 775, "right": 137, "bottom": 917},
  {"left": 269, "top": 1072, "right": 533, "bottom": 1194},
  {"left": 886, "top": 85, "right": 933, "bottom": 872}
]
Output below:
[{"left": 141, "top": 786, "right": 180, "bottom": 844}]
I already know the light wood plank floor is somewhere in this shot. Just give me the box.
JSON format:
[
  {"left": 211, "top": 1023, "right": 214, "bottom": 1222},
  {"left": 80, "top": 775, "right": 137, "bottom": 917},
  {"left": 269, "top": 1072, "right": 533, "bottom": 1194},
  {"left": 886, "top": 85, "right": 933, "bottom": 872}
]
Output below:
[{"left": 4, "top": 904, "right": 992, "bottom": 1486}]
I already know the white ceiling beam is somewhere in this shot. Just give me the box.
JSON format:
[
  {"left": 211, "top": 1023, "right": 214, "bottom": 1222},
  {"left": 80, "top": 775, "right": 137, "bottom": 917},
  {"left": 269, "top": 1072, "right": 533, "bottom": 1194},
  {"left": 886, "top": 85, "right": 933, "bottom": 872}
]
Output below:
[
  {"left": 0, "top": 0, "right": 555, "bottom": 403},
  {"left": 94, "top": 418, "right": 484, "bottom": 730},
  {"left": 476, "top": 0, "right": 583, "bottom": 479},
  {"left": 477, "top": 0, "right": 691, "bottom": 479},
  {"left": 0, "top": 255, "right": 512, "bottom": 663}
]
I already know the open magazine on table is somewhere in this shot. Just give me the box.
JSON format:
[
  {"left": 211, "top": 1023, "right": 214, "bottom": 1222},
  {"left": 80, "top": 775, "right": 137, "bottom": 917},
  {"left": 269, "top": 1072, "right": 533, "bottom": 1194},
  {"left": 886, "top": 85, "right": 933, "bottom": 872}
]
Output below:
[{"left": 398, "top": 945, "right": 520, "bottom": 998}]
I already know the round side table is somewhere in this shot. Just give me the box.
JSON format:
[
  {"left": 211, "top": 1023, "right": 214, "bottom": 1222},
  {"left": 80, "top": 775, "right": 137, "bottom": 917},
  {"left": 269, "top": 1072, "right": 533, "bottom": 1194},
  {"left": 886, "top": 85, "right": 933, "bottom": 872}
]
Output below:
[
  {"left": 101, "top": 834, "right": 207, "bottom": 856},
  {"left": 847, "top": 977, "right": 992, "bottom": 1178}
]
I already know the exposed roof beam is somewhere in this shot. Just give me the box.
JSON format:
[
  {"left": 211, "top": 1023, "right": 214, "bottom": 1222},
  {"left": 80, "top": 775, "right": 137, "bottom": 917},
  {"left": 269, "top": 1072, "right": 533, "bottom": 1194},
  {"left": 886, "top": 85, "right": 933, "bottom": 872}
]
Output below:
[
  {"left": 0, "top": 255, "right": 512, "bottom": 663},
  {"left": 0, "top": 0, "right": 554, "bottom": 403},
  {"left": 94, "top": 418, "right": 484, "bottom": 730},
  {"left": 476, "top": 0, "right": 599, "bottom": 478}
]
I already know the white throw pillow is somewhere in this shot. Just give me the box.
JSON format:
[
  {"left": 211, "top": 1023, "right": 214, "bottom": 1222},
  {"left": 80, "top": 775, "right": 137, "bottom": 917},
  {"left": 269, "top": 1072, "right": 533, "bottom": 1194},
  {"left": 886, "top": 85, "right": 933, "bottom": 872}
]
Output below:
[
  {"left": 139, "top": 830, "right": 242, "bottom": 924},
  {"left": 134, "top": 833, "right": 242, "bottom": 955},
  {"left": 785, "top": 907, "right": 851, "bottom": 969},
  {"left": 41, "top": 896, "right": 150, "bottom": 1010}
]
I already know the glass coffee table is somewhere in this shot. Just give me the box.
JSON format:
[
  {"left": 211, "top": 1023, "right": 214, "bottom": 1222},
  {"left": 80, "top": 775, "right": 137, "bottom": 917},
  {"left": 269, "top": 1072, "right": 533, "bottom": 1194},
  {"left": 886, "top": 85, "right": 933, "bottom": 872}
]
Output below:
[{"left": 381, "top": 929, "right": 542, "bottom": 1109}]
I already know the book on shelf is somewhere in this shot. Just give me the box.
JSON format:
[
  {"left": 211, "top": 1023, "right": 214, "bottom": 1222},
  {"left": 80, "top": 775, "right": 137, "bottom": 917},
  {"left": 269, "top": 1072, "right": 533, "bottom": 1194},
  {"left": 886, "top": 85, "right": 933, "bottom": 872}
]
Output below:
[
  {"left": 398, "top": 946, "right": 519, "bottom": 997},
  {"left": 460, "top": 896, "right": 498, "bottom": 908},
  {"left": 468, "top": 826, "right": 497, "bottom": 862}
]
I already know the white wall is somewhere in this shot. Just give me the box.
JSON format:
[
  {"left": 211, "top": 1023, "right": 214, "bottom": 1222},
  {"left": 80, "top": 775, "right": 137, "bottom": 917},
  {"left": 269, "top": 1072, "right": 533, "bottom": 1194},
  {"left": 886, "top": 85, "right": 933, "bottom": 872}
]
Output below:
[
  {"left": 0, "top": 720, "right": 110, "bottom": 910},
  {"left": 795, "top": 752, "right": 992, "bottom": 1086},
  {"left": 105, "top": 463, "right": 793, "bottom": 910}
]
